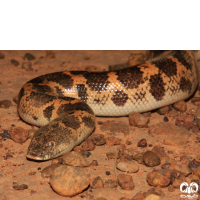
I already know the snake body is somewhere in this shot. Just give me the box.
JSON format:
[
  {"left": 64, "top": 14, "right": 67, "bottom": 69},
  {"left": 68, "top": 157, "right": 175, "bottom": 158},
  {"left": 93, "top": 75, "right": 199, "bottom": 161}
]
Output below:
[{"left": 18, "top": 50, "right": 198, "bottom": 160}]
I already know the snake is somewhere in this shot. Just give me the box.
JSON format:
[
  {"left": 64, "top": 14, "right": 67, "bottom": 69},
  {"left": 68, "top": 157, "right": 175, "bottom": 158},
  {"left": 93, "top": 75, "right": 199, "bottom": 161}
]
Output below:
[{"left": 17, "top": 50, "right": 198, "bottom": 160}]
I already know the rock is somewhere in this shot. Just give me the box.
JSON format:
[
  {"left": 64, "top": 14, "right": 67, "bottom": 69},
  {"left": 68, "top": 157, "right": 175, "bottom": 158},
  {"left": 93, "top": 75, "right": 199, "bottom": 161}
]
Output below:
[
  {"left": 50, "top": 165, "right": 90, "bottom": 197},
  {"left": 10, "top": 59, "right": 19, "bottom": 66},
  {"left": 109, "top": 63, "right": 128, "bottom": 71},
  {"left": 80, "top": 139, "right": 95, "bottom": 151},
  {"left": 45, "top": 51, "right": 55, "bottom": 59},
  {"left": 152, "top": 146, "right": 168, "bottom": 158},
  {"left": 117, "top": 174, "right": 135, "bottom": 190},
  {"left": 173, "top": 100, "right": 187, "bottom": 112},
  {"left": 100, "top": 120, "right": 129, "bottom": 136},
  {"left": 129, "top": 112, "right": 149, "bottom": 127},
  {"left": 104, "top": 179, "right": 118, "bottom": 188},
  {"left": 22, "top": 62, "right": 33, "bottom": 71},
  {"left": 90, "top": 134, "right": 106, "bottom": 146},
  {"left": 0, "top": 100, "right": 12, "bottom": 109},
  {"left": 10, "top": 127, "right": 29, "bottom": 143},
  {"left": 191, "top": 97, "right": 200, "bottom": 106},
  {"left": 146, "top": 171, "right": 170, "bottom": 187},
  {"left": 41, "top": 164, "right": 62, "bottom": 178},
  {"left": 62, "top": 151, "right": 89, "bottom": 167},
  {"left": 105, "top": 137, "right": 121, "bottom": 146},
  {"left": 106, "top": 152, "right": 118, "bottom": 159},
  {"left": 131, "top": 192, "right": 146, "bottom": 200},
  {"left": 117, "top": 161, "right": 139, "bottom": 173},
  {"left": 163, "top": 117, "right": 169, "bottom": 122},
  {"left": 90, "top": 160, "right": 98, "bottom": 166},
  {"left": 157, "top": 105, "right": 172, "bottom": 115},
  {"left": 1, "top": 130, "right": 11, "bottom": 139},
  {"left": 23, "top": 53, "right": 35, "bottom": 60},
  {"left": 180, "top": 155, "right": 192, "bottom": 165},
  {"left": 144, "top": 194, "right": 161, "bottom": 200},
  {"left": 143, "top": 151, "right": 160, "bottom": 167},
  {"left": 168, "top": 162, "right": 191, "bottom": 176},
  {"left": 175, "top": 114, "right": 194, "bottom": 130},
  {"left": 91, "top": 176, "right": 104, "bottom": 188},
  {"left": 51, "top": 157, "right": 63, "bottom": 164},
  {"left": 82, "top": 151, "right": 91, "bottom": 158},
  {"left": 133, "top": 153, "right": 144, "bottom": 164},
  {"left": 137, "top": 138, "right": 147, "bottom": 147},
  {"left": 13, "top": 183, "right": 28, "bottom": 190},
  {"left": 188, "top": 159, "right": 200, "bottom": 171},
  {"left": 168, "top": 185, "right": 175, "bottom": 192}
]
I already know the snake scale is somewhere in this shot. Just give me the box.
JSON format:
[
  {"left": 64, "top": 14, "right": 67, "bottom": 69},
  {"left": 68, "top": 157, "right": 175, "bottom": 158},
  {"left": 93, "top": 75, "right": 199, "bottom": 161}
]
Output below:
[{"left": 17, "top": 50, "right": 198, "bottom": 160}]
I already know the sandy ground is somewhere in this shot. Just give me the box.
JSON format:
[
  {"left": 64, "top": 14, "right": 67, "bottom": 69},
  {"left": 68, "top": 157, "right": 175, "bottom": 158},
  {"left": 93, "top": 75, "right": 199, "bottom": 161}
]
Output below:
[{"left": 0, "top": 50, "right": 200, "bottom": 200}]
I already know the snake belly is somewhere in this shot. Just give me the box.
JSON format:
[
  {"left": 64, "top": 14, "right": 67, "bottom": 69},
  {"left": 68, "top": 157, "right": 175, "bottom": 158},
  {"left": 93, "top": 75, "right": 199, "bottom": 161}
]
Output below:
[{"left": 17, "top": 50, "right": 198, "bottom": 160}]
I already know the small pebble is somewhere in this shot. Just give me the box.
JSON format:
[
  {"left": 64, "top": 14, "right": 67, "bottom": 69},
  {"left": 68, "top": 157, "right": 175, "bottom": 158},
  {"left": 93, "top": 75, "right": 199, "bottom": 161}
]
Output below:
[
  {"left": 10, "top": 59, "right": 19, "bottom": 66},
  {"left": 82, "top": 151, "right": 91, "bottom": 158},
  {"left": 10, "top": 127, "right": 29, "bottom": 143},
  {"left": 90, "top": 134, "right": 106, "bottom": 146},
  {"left": 105, "top": 171, "right": 111, "bottom": 175},
  {"left": 143, "top": 151, "right": 160, "bottom": 167},
  {"left": 106, "top": 152, "right": 118, "bottom": 159},
  {"left": 90, "top": 160, "right": 98, "bottom": 166},
  {"left": 104, "top": 179, "right": 118, "bottom": 188},
  {"left": 137, "top": 138, "right": 147, "bottom": 147},
  {"left": 129, "top": 112, "right": 149, "bottom": 127},
  {"left": 62, "top": 151, "right": 89, "bottom": 167},
  {"left": 132, "top": 153, "right": 144, "bottom": 164},
  {"left": 41, "top": 164, "right": 62, "bottom": 178},
  {"left": 163, "top": 117, "right": 169, "bottom": 122},
  {"left": 118, "top": 174, "right": 135, "bottom": 190},
  {"left": 157, "top": 105, "right": 172, "bottom": 115},
  {"left": 13, "top": 184, "right": 28, "bottom": 190},
  {"left": 191, "top": 97, "right": 200, "bottom": 106},
  {"left": 80, "top": 139, "right": 95, "bottom": 151},
  {"left": 45, "top": 51, "right": 55, "bottom": 59},
  {"left": 23, "top": 53, "right": 35, "bottom": 60},
  {"left": 168, "top": 185, "right": 175, "bottom": 192},
  {"left": 152, "top": 146, "right": 168, "bottom": 157},
  {"left": 117, "top": 161, "right": 139, "bottom": 173},
  {"left": 91, "top": 176, "right": 104, "bottom": 188},
  {"left": 188, "top": 159, "right": 200, "bottom": 171},
  {"left": 173, "top": 100, "right": 187, "bottom": 112},
  {"left": 22, "top": 62, "right": 33, "bottom": 71},
  {"left": 146, "top": 171, "right": 170, "bottom": 187},
  {"left": 0, "top": 100, "right": 12, "bottom": 109},
  {"left": 1, "top": 130, "right": 11, "bottom": 139},
  {"left": 105, "top": 137, "right": 120, "bottom": 146}
]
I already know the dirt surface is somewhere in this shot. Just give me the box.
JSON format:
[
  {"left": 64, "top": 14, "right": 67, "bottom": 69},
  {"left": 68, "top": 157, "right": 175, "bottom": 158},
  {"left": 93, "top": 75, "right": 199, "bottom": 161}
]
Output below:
[{"left": 0, "top": 50, "right": 200, "bottom": 200}]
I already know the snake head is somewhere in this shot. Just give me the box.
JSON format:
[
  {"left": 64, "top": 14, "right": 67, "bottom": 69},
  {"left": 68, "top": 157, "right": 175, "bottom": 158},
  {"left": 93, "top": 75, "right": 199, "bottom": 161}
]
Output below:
[{"left": 26, "top": 119, "right": 77, "bottom": 160}]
